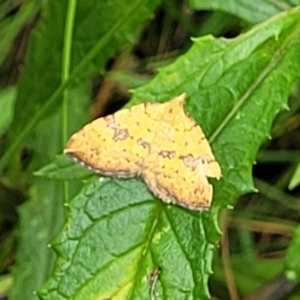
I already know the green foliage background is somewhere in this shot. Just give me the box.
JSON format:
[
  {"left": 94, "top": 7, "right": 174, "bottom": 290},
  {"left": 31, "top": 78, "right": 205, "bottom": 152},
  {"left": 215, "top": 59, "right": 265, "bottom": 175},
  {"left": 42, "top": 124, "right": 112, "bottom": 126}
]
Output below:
[{"left": 0, "top": 0, "right": 300, "bottom": 299}]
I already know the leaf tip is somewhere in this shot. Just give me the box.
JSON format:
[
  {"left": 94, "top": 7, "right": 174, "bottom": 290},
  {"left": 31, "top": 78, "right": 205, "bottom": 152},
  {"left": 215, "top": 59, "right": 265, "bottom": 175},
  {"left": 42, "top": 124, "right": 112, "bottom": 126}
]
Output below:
[{"left": 281, "top": 103, "right": 290, "bottom": 111}]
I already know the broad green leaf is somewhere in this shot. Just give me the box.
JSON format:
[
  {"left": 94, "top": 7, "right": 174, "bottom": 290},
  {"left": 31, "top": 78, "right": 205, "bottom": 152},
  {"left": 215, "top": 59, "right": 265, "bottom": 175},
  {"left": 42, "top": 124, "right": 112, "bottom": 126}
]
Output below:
[
  {"left": 187, "top": 0, "right": 298, "bottom": 24},
  {"left": 131, "top": 8, "right": 300, "bottom": 210},
  {"left": 38, "top": 178, "right": 214, "bottom": 300},
  {"left": 38, "top": 8, "right": 300, "bottom": 299}
]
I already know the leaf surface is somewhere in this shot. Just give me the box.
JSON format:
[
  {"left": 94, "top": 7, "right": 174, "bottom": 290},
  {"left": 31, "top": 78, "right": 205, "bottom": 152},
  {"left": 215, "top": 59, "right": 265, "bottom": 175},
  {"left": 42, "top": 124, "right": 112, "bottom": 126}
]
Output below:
[
  {"left": 35, "top": 155, "right": 94, "bottom": 180},
  {"left": 39, "top": 8, "right": 300, "bottom": 299},
  {"left": 187, "top": 0, "right": 298, "bottom": 24}
]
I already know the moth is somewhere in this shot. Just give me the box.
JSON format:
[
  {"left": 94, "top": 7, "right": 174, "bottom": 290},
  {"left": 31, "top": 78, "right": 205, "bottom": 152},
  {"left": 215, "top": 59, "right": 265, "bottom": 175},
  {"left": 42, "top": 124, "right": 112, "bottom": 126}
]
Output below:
[{"left": 65, "top": 94, "right": 221, "bottom": 210}]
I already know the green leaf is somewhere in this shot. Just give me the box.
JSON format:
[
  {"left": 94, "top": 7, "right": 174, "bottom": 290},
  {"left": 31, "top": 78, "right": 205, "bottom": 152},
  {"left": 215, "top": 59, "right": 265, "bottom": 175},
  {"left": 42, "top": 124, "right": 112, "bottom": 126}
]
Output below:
[
  {"left": 38, "top": 178, "right": 214, "bottom": 299},
  {"left": 34, "top": 154, "right": 94, "bottom": 180},
  {"left": 289, "top": 162, "right": 300, "bottom": 190},
  {"left": 131, "top": 8, "right": 300, "bottom": 210},
  {"left": 187, "top": 0, "right": 298, "bottom": 24},
  {"left": 38, "top": 8, "right": 300, "bottom": 299},
  {"left": 0, "top": 87, "right": 16, "bottom": 135}
]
